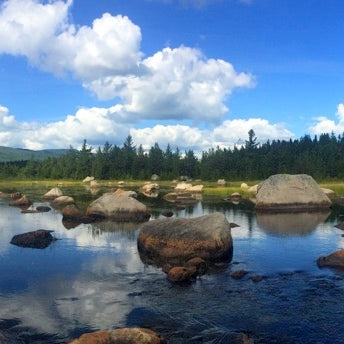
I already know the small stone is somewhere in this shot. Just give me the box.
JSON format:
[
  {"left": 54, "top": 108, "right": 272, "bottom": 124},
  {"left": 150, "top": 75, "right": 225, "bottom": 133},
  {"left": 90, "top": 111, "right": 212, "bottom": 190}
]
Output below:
[
  {"left": 167, "top": 266, "right": 197, "bottom": 283},
  {"left": 231, "top": 269, "right": 248, "bottom": 280},
  {"left": 185, "top": 257, "right": 207, "bottom": 274}
]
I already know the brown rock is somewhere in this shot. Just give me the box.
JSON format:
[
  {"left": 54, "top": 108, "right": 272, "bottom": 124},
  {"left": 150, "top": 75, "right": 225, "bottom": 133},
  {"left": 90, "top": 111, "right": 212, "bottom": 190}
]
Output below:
[
  {"left": 138, "top": 213, "right": 233, "bottom": 265},
  {"left": 9, "top": 196, "right": 32, "bottom": 207},
  {"left": 185, "top": 257, "right": 207, "bottom": 274},
  {"left": 10, "top": 229, "right": 56, "bottom": 249},
  {"left": 231, "top": 269, "right": 248, "bottom": 280},
  {"left": 167, "top": 266, "right": 197, "bottom": 283},
  {"left": 43, "top": 187, "right": 63, "bottom": 200},
  {"left": 317, "top": 249, "right": 344, "bottom": 268},
  {"left": 62, "top": 204, "right": 83, "bottom": 219},
  {"left": 69, "top": 328, "right": 165, "bottom": 344},
  {"left": 51, "top": 195, "right": 74, "bottom": 205}
]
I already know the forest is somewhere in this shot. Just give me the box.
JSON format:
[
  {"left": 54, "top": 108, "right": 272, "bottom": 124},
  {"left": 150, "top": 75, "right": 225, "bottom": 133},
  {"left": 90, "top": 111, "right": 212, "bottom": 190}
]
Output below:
[{"left": 1, "top": 130, "right": 344, "bottom": 181}]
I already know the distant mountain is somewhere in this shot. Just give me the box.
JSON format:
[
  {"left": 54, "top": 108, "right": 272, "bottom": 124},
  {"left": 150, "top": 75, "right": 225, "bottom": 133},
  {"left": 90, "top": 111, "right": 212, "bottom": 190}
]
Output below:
[{"left": 0, "top": 146, "right": 68, "bottom": 162}]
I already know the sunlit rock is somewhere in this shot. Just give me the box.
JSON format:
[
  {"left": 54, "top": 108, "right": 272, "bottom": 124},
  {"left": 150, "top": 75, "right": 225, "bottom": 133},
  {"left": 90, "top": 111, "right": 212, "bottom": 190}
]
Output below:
[
  {"left": 82, "top": 176, "right": 94, "bottom": 183},
  {"left": 43, "top": 187, "right": 63, "bottom": 200},
  {"left": 256, "top": 174, "right": 331, "bottom": 211},
  {"left": 317, "top": 249, "right": 344, "bottom": 268}
]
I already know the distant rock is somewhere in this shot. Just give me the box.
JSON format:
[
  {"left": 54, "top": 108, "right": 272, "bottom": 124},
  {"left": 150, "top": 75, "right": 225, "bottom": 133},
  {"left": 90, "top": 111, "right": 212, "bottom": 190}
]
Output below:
[
  {"left": 118, "top": 181, "right": 125, "bottom": 186},
  {"left": 175, "top": 182, "right": 193, "bottom": 192},
  {"left": 140, "top": 183, "right": 160, "bottom": 197},
  {"left": 82, "top": 176, "right": 94, "bottom": 183},
  {"left": 10, "top": 229, "right": 56, "bottom": 249},
  {"left": 163, "top": 192, "right": 198, "bottom": 205},
  {"left": 186, "top": 185, "right": 203, "bottom": 193},
  {"left": 69, "top": 328, "right": 165, "bottom": 344},
  {"left": 138, "top": 212, "right": 233, "bottom": 265},
  {"left": 255, "top": 174, "right": 331, "bottom": 211},
  {"left": 90, "top": 180, "right": 101, "bottom": 189},
  {"left": 217, "top": 179, "right": 226, "bottom": 186},
  {"left": 151, "top": 174, "right": 159, "bottom": 181},
  {"left": 248, "top": 184, "right": 259, "bottom": 194},
  {"left": 43, "top": 187, "right": 63, "bottom": 200},
  {"left": 86, "top": 193, "right": 150, "bottom": 221},
  {"left": 317, "top": 249, "right": 344, "bottom": 268},
  {"left": 112, "top": 188, "right": 137, "bottom": 198},
  {"left": 51, "top": 195, "right": 74, "bottom": 205},
  {"left": 240, "top": 183, "right": 249, "bottom": 190}
]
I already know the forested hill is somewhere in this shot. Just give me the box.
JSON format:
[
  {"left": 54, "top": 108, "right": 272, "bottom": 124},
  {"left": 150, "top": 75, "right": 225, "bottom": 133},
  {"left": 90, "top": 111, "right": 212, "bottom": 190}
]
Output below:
[{"left": 0, "top": 146, "right": 68, "bottom": 162}]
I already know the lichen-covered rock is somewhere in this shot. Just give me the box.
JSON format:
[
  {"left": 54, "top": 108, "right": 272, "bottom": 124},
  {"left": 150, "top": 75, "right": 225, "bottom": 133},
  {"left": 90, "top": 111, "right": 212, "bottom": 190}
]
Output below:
[
  {"left": 255, "top": 174, "right": 331, "bottom": 211},
  {"left": 43, "top": 187, "right": 63, "bottom": 200},
  {"left": 138, "top": 212, "right": 233, "bottom": 265},
  {"left": 86, "top": 193, "right": 150, "bottom": 221},
  {"left": 317, "top": 249, "right": 344, "bottom": 268},
  {"left": 10, "top": 230, "right": 56, "bottom": 249},
  {"left": 69, "top": 328, "right": 165, "bottom": 344}
]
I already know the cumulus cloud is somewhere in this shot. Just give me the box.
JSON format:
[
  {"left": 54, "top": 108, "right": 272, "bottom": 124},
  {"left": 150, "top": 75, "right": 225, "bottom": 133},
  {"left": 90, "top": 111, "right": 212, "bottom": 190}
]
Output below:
[
  {"left": 309, "top": 104, "right": 344, "bottom": 136},
  {"left": 0, "top": 0, "right": 254, "bottom": 124}
]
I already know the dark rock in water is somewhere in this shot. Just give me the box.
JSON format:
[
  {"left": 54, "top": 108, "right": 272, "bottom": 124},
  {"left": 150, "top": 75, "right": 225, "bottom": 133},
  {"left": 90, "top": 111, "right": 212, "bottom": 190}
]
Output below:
[
  {"left": 9, "top": 196, "right": 32, "bottom": 207},
  {"left": 69, "top": 328, "right": 165, "bottom": 344},
  {"left": 161, "top": 210, "right": 173, "bottom": 217},
  {"left": 138, "top": 213, "right": 233, "bottom": 265},
  {"left": 62, "top": 204, "right": 83, "bottom": 219},
  {"left": 80, "top": 216, "right": 96, "bottom": 224},
  {"left": 10, "top": 229, "right": 56, "bottom": 249},
  {"left": 167, "top": 266, "right": 197, "bottom": 283},
  {"left": 231, "top": 269, "right": 248, "bottom": 280},
  {"left": 317, "top": 249, "right": 344, "bottom": 268},
  {"left": 251, "top": 275, "right": 263, "bottom": 282},
  {"left": 62, "top": 219, "right": 81, "bottom": 230},
  {"left": 36, "top": 206, "right": 51, "bottom": 212},
  {"left": 230, "top": 222, "right": 240, "bottom": 228},
  {"left": 185, "top": 257, "right": 207, "bottom": 274},
  {"left": 0, "top": 330, "right": 24, "bottom": 344},
  {"left": 335, "top": 222, "right": 344, "bottom": 230}
]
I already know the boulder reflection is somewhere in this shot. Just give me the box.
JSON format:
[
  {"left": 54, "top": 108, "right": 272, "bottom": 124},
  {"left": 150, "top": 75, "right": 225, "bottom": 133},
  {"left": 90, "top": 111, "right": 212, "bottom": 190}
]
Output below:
[{"left": 257, "top": 211, "right": 330, "bottom": 236}]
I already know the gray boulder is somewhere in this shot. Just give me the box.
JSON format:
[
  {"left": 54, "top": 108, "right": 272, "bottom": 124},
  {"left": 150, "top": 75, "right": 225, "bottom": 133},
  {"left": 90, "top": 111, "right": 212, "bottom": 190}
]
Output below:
[
  {"left": 86, "top": 193, "right": 150, "bottom": 221},
  {"left": 256, "top": 174, "right": 331, "bottom": 211},
  {"left": 138, "top": 212, "right": 233, "bottom": 265}
]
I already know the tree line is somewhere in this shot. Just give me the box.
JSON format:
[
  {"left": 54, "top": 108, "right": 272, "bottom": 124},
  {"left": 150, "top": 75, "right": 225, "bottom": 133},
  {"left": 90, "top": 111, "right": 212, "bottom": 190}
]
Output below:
[{"left": 1, "top": 130, "right": 344, "bottom": 181}]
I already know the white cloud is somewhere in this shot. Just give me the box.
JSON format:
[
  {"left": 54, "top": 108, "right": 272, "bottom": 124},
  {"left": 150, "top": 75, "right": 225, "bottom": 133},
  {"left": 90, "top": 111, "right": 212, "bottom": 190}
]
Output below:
[
  {"left": 0, "top": 0, "right": 254, "bottom": 124},
  {"left": 309, "top": 104, "right": 344, "bottom": 136}
]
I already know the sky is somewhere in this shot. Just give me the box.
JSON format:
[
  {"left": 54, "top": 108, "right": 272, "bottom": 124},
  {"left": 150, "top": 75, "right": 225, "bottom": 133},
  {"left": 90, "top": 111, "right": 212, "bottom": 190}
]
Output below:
[{"left": 0, "top": 0, "right": 344, "bottom": 151}]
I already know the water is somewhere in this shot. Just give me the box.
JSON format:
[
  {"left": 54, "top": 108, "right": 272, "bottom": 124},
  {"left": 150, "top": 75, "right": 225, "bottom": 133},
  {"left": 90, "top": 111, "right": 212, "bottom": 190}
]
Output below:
[{"left": 0, "top": 186, "right": 344, "bottom": 343}]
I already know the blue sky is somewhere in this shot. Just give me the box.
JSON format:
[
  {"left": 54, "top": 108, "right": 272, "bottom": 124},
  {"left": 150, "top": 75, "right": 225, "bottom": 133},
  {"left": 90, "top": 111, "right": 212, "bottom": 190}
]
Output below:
[{"left": 0, "top": 0, "right": 343, "bottom": 150}]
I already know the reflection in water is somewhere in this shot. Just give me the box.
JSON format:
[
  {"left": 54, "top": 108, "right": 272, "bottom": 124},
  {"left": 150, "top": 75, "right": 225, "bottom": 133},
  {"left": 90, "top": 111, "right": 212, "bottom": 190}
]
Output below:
[
  {"left": 257, "top": 211, "right": 331, "bottom": 236},
  {"left": 0, "top": 188, "right": 344, "bottom": 343}
]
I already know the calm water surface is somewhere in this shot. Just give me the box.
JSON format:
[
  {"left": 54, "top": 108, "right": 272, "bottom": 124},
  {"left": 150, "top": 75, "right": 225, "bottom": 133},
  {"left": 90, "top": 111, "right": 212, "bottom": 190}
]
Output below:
[{"left": 0, "top": 186, "right": 344, "bottom": 343}]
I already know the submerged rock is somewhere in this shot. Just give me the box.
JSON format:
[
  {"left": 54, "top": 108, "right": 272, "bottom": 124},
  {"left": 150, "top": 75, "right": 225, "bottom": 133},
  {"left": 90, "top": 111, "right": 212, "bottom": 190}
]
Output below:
[
  {"left": 317, "top": 249, "right": 344, "bottom": 268},
  {"left": 86, "top": 193, "right": 150, "bottom": 222},
  {"left": 70, "top": 328, "right": 165, "bottom": 344},
  {"left": 10, "top": 229, "right": 56, "bottom": 249},
  {"left": 138, "top": 212, "right": 233, "bottom": 265},
  {"left": 256, "top": 174, "right": 331, "bottom": 211},
  {"left": 43, "top": 187, "right": 63, "bottom": 200}
]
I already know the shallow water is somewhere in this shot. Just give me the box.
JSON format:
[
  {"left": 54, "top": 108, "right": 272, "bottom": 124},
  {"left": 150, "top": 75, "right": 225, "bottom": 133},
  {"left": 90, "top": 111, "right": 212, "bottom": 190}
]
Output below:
[{"left": 0, "top": 186, "right": 344, "bottom": 343}]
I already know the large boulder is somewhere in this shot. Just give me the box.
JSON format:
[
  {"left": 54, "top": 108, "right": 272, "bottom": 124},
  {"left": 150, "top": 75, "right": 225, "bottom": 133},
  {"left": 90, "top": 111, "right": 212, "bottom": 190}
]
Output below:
[
  {"left": 43, "top": 187, "right": 63, "bottom": 200},
  {"left": 10, "top": 230, "right": 56, "bottom": 249},
  {"left": 70, "top": 328, "right": 165, "bottom": 344},
  {"left": 138, "top": 212, "right": 233, "bottom": 265},
  {"left": 255, "top": 174, "right": 331, "bottom": 211},
  {"left": 86, "top": 193, "right": 150, "bottom": 222},
  {"left": 317, "top": 249, "right": 344, "bottom": 268}
]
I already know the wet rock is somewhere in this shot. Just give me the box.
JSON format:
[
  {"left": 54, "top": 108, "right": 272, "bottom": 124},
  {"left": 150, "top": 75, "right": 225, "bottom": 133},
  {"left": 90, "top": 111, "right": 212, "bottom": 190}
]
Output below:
[
  {"left": 69, "top": 328, "right": 165, "bottom": 344},
  {"left": 86, "top": 193, "right": 150, "bottom": 222},
  {"left": 167, "top": 266, "right": 197, "bottom": 283},
  {"left": 317, "top": 249, "right": 344, "bottom": 268},
  {"left": 10, "top": 229, "right": 56, "bottom": 249},
  {"left": 161, "top": 210, "right": 173, "bottom": 217},
  {"left": 185, "top": 257, "right": 207, "bottom": 274},
  {"left": 255, "top": 174, "right": 331, "bottom": 211},
  {"left": 335, "top": 222, "right": 344, "bottom": 230},
  {"left": 9, "top": 196, "right": 32, "bottom": 207},
  {"left": 62, "top": 204, "right": 83, "bottom": 219},
  {"left": 36, "top": 206, "right": 51, "bottom": 212},
  {"left": 251, "top": 275, "right": 263, "bottom": 282},
  {"left": 51, "top": 195, "right": 74, "bottom": 205},
  {"left": 138, "top": 212, "right": 233, "bottom": 265},
  {"left": 43, "top": 187, "right": 63, "bottom": 200},
  {"left": 231, "top": 269, "right": 248, "bottom": 280}
]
